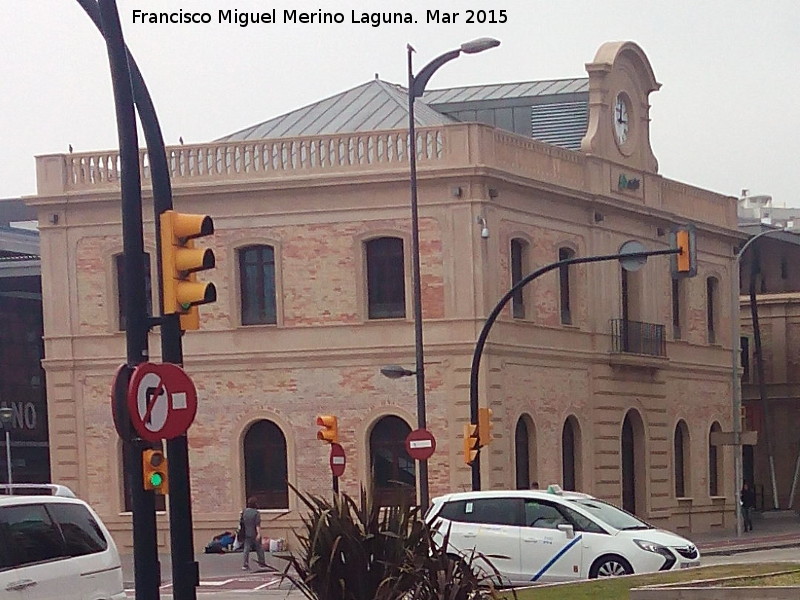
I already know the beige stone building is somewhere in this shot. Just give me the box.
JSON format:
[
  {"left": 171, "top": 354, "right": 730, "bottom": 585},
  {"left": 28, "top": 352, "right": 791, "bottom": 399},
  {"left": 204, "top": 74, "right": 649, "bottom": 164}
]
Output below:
[{"left": 28, "top": 41, "right": 741, "bottom": 549}]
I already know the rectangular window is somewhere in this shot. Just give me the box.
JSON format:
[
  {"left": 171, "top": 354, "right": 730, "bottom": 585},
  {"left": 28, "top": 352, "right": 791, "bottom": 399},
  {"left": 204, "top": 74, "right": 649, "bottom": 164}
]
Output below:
[
  {"left": 366, "top": 237, "right": 406, "bottom": 319},
  {"left": 707, "top": 277, "right": 717, "bottom": 344},
  {"left": 239, "top": 245, "right": 277, "bottom": 325},
  {"left": 740, "top": 336, "right": 750, "bottom": 382},
  {"left": 559, "top": 247, "right": 574, "bottom": 324},
  {"left": 117, "top": 253, "right": 152, "bottom": 331},
  {"left": 511, "top": 239, "right": 526, "bottom": 319},
  {"left": 672, "top": 278, "right": 681, "bottom": 339}
]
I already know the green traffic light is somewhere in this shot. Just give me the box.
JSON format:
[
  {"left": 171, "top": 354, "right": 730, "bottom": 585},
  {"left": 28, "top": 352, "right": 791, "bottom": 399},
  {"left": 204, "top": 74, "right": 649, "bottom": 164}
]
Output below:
[{"left": 150, "top": 472, "right": 164, "bottom": 487}]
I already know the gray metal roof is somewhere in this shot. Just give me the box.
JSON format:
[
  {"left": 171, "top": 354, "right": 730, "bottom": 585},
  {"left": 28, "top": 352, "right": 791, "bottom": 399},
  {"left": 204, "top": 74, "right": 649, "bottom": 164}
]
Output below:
[
  {"left": 217, "top": 79, "right": 456, "bottom": 142},
  {"left": 422, "top": 77, "right": 588, "bottom": 105},
  {"left": 530, "top": 100, "right": 589, "bottom": 150},
  {"left": 218, "top": 76, "right": 591, "bottom": 151}
]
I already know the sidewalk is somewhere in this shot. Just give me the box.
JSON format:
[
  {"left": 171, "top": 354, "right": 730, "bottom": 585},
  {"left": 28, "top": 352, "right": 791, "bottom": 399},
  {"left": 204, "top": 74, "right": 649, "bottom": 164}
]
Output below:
[{"left": 692, "top": 509, "right": 800, "bottom": 556}]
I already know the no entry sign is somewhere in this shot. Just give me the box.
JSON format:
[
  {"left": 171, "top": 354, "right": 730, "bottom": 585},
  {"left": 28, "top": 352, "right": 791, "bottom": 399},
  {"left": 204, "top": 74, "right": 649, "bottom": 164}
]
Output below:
[
  {"left": 127, "top": 362, "right": 198, "bottom": 442},
  {"left": 405, "top": 428, "right": 436, "bottom": 461},
  {"left": 329, "top": 442, "right": 346, "bottom": 477}
]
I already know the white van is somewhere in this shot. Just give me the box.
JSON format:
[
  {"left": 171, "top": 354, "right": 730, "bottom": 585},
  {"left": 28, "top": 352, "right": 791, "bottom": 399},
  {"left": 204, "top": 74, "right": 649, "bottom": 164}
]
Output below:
[
  {"left": 426, "top": 487, "right": 700, "bottom": 585},
  {"left": 0, "top": 495, "right": 125, "bottom": 600}
]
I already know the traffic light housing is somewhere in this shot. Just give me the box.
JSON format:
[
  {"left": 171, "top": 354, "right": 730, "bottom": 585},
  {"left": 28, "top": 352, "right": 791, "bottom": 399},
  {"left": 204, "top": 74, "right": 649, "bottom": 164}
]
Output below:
[
  {"left": 478, "top": 407, "right": 493, "bottom": 447},
  {"left": 159, "top": 210, "right": 217, "bottom": 330},
  {"left": 463, "top": 423, "right": 479, "bottom": 465},
  {"left": 316, "top": 415, "right": 338, "bottom": 443},
  {"left": 671, "top": 224, "right": 697, "bottom": 278},
  {"left": 142, "top": 448, "right": 169, "bottom": 494}
]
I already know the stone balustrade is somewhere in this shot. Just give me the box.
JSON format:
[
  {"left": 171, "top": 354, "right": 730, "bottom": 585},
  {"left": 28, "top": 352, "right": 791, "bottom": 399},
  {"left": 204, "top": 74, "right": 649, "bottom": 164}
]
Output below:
[{"left": 33, "top": 122, "right": 733, "bottom": 229}]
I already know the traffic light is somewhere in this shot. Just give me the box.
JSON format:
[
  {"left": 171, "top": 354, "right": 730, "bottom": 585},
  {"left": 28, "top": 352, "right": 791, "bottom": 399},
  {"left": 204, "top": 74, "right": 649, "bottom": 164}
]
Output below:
[
  {"left": 316, "top": 415, "right": 338, "bottom": 443},
  {"left": 142, "top": 448, "right": 169, "bottom": 494},
  {"left": 478, "top": 407, "right": 493, "bottom": 447},
  {"left": 159, "top": 210, "right": 217, "bottom": 330},
  {"left": 463, "top": 423, "right": 479, "bottom": 465},
  {"left": 671, "top": 224, "right": 697, "bottom": 278}
]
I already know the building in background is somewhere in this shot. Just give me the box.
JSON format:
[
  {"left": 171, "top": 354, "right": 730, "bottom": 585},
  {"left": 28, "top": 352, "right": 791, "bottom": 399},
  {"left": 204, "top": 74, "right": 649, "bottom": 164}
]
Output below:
[
  {"left": 28, "top": 42, "right": 741, "bottom": 549},
  {"left": 0, "top": 198, "right": 48, "bottom": 485},
  {"left": 737, "top": 222, "right": 800, "bottom": 511}
]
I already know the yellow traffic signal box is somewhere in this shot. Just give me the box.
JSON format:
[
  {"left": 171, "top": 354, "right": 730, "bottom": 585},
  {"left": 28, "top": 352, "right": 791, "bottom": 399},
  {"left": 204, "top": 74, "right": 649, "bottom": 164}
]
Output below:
[
  {"left": 463, "top": 423, "right": 479, "bottom": 465},
  {"left": 672, "top": 225, "right": 697, "bottom": 278},
  {"left": 159, "top": 210, "right": 217, "bottom": 330},
  {"left": 142, "top": 448, "right": 169, "bottom": 495},
  {"left": 316, "top": 415, "right": 338, "bottom": 443},
  {"left": 478, "top": 407, "right": 493, "bottom": 447}
]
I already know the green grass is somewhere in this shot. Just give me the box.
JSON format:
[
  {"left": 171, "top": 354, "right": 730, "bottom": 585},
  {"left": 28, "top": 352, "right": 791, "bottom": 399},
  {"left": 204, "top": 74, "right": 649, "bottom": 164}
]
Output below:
[
  {"left": 719, "top": 571, "right": 800, "bottom": 587},
  {"left": 503, "top": 563, "right": 800, "bottom": 600}
]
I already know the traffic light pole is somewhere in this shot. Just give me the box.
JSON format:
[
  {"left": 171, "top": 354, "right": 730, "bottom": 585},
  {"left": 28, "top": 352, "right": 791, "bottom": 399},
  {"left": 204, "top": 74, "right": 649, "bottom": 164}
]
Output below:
[
  {"left": 79, "top": 2, "right": 200, "bottom": 598},
  {"left": 96, "top": 2, "right": 159, "bottom": 599},
  {"left": 469, "top": 247, "right": 679, "bottom": 489}
]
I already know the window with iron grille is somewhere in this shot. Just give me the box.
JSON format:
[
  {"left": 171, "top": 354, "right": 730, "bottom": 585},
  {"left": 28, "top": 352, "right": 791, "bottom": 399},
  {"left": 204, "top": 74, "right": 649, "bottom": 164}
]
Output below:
[
  {"left": 366, "top": 237, "right": 406, "bottom": 319},
  {"left": 116, "top": 253, "right": 152, "bottom": 331},
  {"left": 510, "top": 238, "right": 528, "bottom": 319},
  {"left": 239, "top": 245, "right": 277, "bottom": 325},
  {"left": 558, "top": 247, "right": 575, "bottom": 324}
]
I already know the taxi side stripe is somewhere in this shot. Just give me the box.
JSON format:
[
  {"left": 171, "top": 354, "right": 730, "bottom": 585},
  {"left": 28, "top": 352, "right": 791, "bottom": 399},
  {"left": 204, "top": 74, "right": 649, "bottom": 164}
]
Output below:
[{"left": 530, "top": 534, "right": 583, "bottom": 582}]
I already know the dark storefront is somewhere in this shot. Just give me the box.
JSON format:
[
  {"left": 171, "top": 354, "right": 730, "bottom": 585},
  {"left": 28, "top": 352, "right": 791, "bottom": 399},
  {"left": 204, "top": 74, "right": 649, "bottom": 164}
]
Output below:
[{"left": 0, "top": 223, "right": 49, "bottom": 485}]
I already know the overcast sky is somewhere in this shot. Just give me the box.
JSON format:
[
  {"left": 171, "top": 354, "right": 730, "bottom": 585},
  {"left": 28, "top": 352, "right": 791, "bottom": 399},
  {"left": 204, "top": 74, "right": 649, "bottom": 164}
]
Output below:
[{"left": 1, "top": 0, "right": 797, "bottom": 206}]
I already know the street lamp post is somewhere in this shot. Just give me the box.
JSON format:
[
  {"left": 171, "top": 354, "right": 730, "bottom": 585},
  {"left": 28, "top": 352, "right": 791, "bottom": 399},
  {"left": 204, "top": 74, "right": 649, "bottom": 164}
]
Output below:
[
  {"left": 0, "top": 407, "right": 13, "bottom": 495},
  {"left": 404, "top": 38, "right": 499, "bottom": 509},
  {"left": 731, "top": 226, "right": 787, "bottom": 536}
]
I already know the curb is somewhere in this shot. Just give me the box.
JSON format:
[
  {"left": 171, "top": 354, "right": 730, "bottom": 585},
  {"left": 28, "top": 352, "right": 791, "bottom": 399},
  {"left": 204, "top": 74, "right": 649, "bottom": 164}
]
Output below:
[{"left": 700, "top": 539, "right": 800, "bottom": 556}]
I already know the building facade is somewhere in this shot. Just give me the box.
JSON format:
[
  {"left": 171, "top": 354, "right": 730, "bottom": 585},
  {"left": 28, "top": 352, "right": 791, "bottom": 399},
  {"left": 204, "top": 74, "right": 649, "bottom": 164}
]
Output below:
[
  {"left": 28, "top": 42, "right": 741, "bottom": 549},
  {"left": 0, "top": 199, "right": 48, "bottom": 486}
]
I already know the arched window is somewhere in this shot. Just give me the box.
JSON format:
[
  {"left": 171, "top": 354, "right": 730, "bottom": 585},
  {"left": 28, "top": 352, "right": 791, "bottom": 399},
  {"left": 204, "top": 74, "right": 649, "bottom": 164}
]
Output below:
[
  {"left": 510, "top": 238, "right": 529, "bottom": 319},
  {"left": 674, "top": 420, "right": 690, "bottom": 498},
  {"left": 515, "top": 415, "right": 538, "bottom": 490},
  {"left": 707, "top": 276, "right": 719, "bottom": 343},
  {"left": 369, "top": 415, "right": 415, "bottom": 505},
  {"left": 562, "top": 416, "right": 581, "bottom": 491},
  {"left": 116, "top": 253, "right": 152, "bottom": 330},
  {"left": 365, "top": 237, "right": 406, "bottom": 319},
  {"left": 239, "top": 245, "right": 277, "bottom": 325},
  {"left": 243, "top": 420, "right": 288, "bottom": 509},
  {"left": 621, "top": 409, "right": 646, "bottom": 515},
  {"left": 709, "top": 421, "right": 723, "bottom": 496},
  {"left": 558, "top": 247, "right": 575, "bottom": 324}
]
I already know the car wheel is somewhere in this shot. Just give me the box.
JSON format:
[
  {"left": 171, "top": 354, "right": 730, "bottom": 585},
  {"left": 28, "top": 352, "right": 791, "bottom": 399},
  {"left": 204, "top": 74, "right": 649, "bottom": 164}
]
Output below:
[{"left": 589, "top": 555, "right": 633, "bottom": 578}]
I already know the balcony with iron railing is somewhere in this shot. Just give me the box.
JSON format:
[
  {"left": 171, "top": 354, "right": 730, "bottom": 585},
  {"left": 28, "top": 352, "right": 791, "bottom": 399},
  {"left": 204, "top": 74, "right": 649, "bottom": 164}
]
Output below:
[{"left": 610, "top": 318, "right": 667, "bottom": 358}]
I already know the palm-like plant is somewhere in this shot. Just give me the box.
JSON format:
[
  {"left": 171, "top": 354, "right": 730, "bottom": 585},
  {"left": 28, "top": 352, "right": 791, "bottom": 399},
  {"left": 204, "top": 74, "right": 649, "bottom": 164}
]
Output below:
[{"left": 282, "top": 485, "right": 508, "bottom": 600}]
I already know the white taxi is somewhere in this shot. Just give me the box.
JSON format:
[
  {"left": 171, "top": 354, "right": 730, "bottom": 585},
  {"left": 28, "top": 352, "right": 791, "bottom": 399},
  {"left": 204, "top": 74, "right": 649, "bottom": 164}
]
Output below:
[{"left": 426, "top": 486, "right": 700, "bottom": 585}]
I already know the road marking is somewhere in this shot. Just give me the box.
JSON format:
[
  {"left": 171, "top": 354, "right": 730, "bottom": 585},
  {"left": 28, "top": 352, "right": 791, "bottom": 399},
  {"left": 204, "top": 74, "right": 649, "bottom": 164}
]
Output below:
[
  {"left": 198, "top": 579, "right": 234, "bottom": 586},
  {"left": 254, "top": 579, "right": 281, "bottom": 590}
]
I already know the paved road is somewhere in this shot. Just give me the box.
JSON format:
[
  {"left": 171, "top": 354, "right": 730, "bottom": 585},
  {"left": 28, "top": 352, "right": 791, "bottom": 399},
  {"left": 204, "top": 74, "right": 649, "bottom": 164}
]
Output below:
[{"left": 702, "top": 545, "right": 800, "bottom": 566}]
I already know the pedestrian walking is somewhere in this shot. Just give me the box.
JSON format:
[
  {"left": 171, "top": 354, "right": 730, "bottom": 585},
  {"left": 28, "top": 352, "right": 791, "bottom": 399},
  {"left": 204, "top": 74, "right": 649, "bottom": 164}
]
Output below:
[
  {"left": 240, "top": 496, "right": 266, "bottom": 570},
  {"left": 740, "top": 481, "right": 756, "bottom": 532}
]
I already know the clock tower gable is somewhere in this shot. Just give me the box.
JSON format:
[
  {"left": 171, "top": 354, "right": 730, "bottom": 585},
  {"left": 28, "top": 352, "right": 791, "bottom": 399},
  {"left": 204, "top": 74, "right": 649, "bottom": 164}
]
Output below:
[{"left": 580, "top": 41, "right": 661, "bottom": 173}]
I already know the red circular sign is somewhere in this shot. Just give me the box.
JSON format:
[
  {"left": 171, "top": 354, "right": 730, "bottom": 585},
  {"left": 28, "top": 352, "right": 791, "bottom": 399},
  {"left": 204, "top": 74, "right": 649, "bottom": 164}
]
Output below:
[
  {"left": 110, "top": 364, "right": 134, "bottom": 441},
  {"left": 329, "top": 442, "right": 346, "bottom": 477},
  {"left": 405, "top": 428, "right": 436, "bottom": 461},
  {"left": 127, "top": 362, "right": 198, "bottom": 442}
]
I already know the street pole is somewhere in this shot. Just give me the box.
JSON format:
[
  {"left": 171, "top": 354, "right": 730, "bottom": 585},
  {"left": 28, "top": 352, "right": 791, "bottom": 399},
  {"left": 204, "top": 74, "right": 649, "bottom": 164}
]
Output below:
[
  {"left": 731, "top": 227, "right": 786, "bottom": 533},
  {"left": 469, "top": 248, "right": 679, "bottom": 489},
  {"left": 407, "top": 45, "right": 429, "bottom": 510},
  {"left": 96, "top": 2, "right": 159, "bottom": 598},
  {"left": 0, "top": 407, "right": 11, "bottom": 494},
  {"left": 77, "top": 2, "right": 199, "bottom": 595},
  {"left": 4, "top": 430, "right": 9, "bottom": 494},
  {"left": 406, "top": 38, "right": 499, "bottom": 508}
]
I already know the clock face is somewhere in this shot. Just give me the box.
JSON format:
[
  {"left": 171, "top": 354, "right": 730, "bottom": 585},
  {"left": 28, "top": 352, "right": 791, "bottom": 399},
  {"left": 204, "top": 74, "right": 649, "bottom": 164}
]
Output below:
[{"left": 613, "top": 94, "right": 630, "bottom": 145}]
